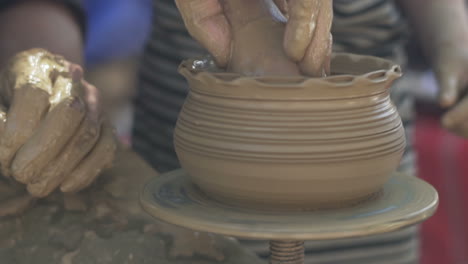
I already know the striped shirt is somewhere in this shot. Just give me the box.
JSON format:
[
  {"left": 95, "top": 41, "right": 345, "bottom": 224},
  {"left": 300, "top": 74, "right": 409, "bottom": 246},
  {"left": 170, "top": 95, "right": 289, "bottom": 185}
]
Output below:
[{"left": 133, "top": 0, "right": 417, "bottom": 263}]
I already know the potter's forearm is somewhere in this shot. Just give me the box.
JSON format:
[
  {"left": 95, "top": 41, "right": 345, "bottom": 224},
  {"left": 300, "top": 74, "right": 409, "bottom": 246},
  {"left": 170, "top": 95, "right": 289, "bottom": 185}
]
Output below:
[
  {"left": 399, "top": 0, "right": 468, "bottom": 61},
  {"left": 0, "top": 0, "right": 83, "bottom": 67}
]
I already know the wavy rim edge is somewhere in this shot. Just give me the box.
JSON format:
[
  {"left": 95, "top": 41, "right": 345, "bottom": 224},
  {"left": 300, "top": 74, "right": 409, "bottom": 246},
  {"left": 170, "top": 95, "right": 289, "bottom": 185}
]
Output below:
[{"left": 178, "top": 53, "right": 402, "bottom": 88}]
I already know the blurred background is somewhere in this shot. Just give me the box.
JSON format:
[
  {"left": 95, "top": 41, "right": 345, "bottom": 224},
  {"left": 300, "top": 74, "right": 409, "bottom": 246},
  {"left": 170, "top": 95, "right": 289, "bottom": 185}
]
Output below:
[
  {"left": 84, "top": 1, "right": 468, "bottom": 263},
  {"left": 84, "top": 0, "right": 151, "bottom": 146}
]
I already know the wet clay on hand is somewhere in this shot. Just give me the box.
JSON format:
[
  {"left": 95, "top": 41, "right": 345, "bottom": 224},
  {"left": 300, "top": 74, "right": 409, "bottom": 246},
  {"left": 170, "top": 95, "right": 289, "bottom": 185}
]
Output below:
[
  {"left": 222, "top": 0, "right": 300, "bottom": 76},
  {"left": 276, "top": 0, "right": 333, "bottom": 77},
  {"left": 176, "top": 0, "right": 333, "bottom": 77},
  {"left": 0, "top": 49, "right": 116, "bottom": 198}
]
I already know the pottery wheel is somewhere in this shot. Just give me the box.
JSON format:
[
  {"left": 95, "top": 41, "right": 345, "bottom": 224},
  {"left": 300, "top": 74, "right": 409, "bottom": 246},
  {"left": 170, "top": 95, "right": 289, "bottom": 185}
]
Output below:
[{"left": 140, "top": 169, "right": 438, "bottom": 241}]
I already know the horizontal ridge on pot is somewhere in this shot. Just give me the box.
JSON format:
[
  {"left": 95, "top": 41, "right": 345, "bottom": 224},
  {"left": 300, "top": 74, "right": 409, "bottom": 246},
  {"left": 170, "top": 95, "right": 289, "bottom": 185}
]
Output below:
[
  {"left": 174, "top": 135, "right": 405, "bottom": 162},
  {"left": 174, "top": 53, "right": 405, "bottom": 210},
  {"left": 174, "top": 123, "right": 405, "bottom": 158},
  {"left": 177, "top": 100, "right": 401, "bottom": 139}
]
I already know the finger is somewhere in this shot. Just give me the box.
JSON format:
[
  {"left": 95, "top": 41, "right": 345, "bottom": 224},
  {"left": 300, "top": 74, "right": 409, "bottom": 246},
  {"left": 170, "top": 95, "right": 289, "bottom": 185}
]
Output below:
[
  {"left": 27, "top": 79, "right": 101, "bottom": 197},
  {"left": 450, "top": 121, "right": 468, "bottom": 138},
  {"left": 299, "top": 31, "right": 332, "bottom": 77},
  {"left": 0, "top": 87, "right": 50, "bottom": 176},
  {"left": 60, "top": 123, "right": 117, "bottom": 193},
  {"left": 82, "top": 79, "right": 101, "bottom": 117},
  {"left": 283, "top": 0, "right": 321, "bottom": 62},
  {"left": 11, "top": 95, "right": 85, "bottom": 184},
  {"left": 50, "top": 65, "right": 85, "bottom": 106},
  {"left": 175, "top": 0, "right": 231, "bottom": 67},
  {"left": 441, "top": 93, "right": 468, "bottom": 129},
  {"left": 0, "top": 49, "right": 68, "bottom": 176},
  {"left": 298, "top": 0, "right": 333, "bottom": 76},
  {"left": 444, "top": 116, "right": 468, "bottom": 138},
  {"left": 27, "top": 111, "right": 101, "bottom": 197},
  {"left": 434, "top": 64, "right": 460, "bottom": 108}
]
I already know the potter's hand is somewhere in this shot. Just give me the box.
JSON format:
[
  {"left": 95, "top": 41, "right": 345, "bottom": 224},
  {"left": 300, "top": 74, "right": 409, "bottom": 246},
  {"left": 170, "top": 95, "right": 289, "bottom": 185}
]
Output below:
[
  {"left": 435, "top": 45, "right": 468, "bottom": 137},
  {"left": 273, "top": 0, "right": 333, "bottom": 76},
  {"left": 175, "top": 0, "right": 231, "bottom": 67},
  {"left": 0, "top": 49, "right": 116, "bottom": 198},
  {"left": 175, "top": 0, "right": 332, "bottom": 76}
]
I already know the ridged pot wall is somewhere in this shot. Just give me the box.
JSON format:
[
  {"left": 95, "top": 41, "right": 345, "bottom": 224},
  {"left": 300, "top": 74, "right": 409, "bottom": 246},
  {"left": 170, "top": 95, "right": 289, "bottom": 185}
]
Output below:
[{"left": 174, "top": 53, "right": 404, "bottom": 210}]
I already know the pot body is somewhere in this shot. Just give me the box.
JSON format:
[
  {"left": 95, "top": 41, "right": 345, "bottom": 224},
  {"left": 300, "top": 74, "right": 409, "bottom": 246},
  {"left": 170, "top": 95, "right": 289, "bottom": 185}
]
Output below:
[{"left": 175, "top": 53, "right": 405, "bottom": 210}]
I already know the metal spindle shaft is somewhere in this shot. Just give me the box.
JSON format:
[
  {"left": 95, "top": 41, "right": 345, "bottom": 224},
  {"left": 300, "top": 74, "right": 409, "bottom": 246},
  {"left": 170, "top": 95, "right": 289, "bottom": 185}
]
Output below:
[{"left": 269, "top": 240, "right": 305, "bottom": 264}]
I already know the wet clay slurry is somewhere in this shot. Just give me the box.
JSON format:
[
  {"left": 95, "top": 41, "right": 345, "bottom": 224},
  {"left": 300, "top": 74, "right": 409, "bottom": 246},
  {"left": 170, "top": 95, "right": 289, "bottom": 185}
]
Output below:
[{"left": 175, "top": 54, "right": 404, "bottom": 210}]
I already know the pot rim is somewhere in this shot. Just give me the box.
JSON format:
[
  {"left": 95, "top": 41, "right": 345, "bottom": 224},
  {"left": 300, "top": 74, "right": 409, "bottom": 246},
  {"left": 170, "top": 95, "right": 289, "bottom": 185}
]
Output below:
[{"left": 178, "top": 53, "right": 402, "bottom": 100}]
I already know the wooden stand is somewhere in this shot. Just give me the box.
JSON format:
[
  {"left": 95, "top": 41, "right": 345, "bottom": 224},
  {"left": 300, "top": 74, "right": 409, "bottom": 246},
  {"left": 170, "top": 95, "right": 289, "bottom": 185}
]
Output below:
[{"left": 140, "top": 170, "right": 438, "bottom": 264}]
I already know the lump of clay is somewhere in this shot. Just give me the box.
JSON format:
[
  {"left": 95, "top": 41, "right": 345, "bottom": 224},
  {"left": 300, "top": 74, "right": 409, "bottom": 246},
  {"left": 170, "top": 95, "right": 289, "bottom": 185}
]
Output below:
[
  {"left": 222, "top": 0, "right": 301, "bottom": 76},
  {"left": 222, "top": 0, "right": 333, "bottom": 77}
]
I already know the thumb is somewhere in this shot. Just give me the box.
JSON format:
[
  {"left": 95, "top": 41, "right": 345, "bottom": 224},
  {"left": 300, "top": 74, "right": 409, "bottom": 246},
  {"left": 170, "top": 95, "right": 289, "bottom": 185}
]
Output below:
[
  {"left": 283, "top": 0, "right": 321, "bottom": 62},
  {"left": 435, "top": 66, "right": 460, "bottom": 108}
]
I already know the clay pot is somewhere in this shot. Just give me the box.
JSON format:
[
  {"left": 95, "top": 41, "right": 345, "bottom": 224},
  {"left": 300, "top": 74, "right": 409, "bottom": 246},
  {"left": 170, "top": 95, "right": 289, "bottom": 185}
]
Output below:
[{"left": 174, "top": 53, "right": 404, "bottom": 210}]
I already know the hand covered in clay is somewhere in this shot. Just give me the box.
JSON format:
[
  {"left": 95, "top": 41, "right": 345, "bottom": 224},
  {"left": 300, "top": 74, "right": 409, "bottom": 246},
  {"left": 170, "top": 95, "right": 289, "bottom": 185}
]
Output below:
[
  {"left": 175, "top": 0, "right": 332, "bottom": 77},
  {"left": 435, "top": 44, "right": 468, "bottom": 137},
  {"left": 273, "top": 0, "right": 333, "bottom": 76},
  {"left": 0, "top": 49, "right": 116, "bottom": 198}
]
